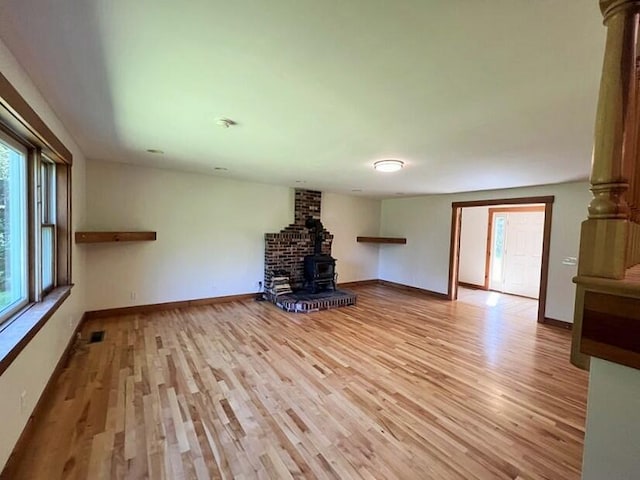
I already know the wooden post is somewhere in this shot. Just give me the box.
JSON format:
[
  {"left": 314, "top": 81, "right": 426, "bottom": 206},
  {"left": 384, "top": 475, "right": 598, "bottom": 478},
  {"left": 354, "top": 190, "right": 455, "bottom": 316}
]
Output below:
[
  {"left": 578, "top": 0, "right": 640, "bottom": 279},
  {"left": 572, "top": 0, "right": 640, "bottom": 369}
]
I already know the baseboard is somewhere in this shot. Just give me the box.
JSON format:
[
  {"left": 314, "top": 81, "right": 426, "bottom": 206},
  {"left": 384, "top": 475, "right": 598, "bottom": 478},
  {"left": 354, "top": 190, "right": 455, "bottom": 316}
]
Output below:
[
  {"left": 458, "top": 281, "right": 487, "bottom": 290},
  {"left": 340, "top": 279, "right": 449, "bottom": 300},
  {"left": 0, "top": 313, "right": 86, "bottom": 479},
  {"left": 336, "top": 279, "right": 379, "bottom": 289},
  {"left": 542, "top": 317, "right": 573, "bottom": 330},
  {"left": 88, "top": 283, "right": 391, "bottom": 319},
  {"left": 85, "top": 292, "right": 259, "bottom": 319},
  {"left": 88, "top": 281, "right": 417, "bottom": 319},
  {"left": 377, "top": 279, "right": 449, "bottom": 299}
]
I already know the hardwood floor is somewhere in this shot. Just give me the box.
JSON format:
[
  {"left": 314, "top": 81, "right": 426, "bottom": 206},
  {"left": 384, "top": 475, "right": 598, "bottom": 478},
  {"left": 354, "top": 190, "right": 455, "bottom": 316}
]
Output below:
[
  {"left": 4, "top": 285, "right": 588, "bottom": 479},
  {"left": 457, "top": 286, "right": 539, "bottom": 322}
]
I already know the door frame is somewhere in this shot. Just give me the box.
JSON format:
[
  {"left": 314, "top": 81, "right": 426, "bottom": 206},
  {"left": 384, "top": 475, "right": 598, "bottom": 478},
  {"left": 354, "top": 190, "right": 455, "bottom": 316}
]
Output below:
[
  {"left": 486, "top": 205, "right": 546, "bottom": 293},
  {"left": 447, "top": 196, "right": 554, "bottom": 324}
]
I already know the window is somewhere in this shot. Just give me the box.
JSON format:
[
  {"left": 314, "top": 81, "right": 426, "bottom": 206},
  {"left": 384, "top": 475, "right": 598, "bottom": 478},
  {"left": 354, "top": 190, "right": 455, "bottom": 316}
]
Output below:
[
  {"left": 40, "top": 159, "right": 56, "bottom": 293},
  {"left": 0, "top": 130, "right": 65, "bottom": 326},
  {"left": 0, "top": 71, "right": 73, "bottom": 375},
  {"left": 0, "top": 130, "right": 28, "bottom": 321}
]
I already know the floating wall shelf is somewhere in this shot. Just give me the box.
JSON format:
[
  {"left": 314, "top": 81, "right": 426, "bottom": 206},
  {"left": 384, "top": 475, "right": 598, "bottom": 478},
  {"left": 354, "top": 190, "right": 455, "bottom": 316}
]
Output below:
[
  {"left": 75, "top": 231, "right": 157, "bottom": 244},
  {"left": 356, "top": 236, "right": 407, "bottom": 244}
]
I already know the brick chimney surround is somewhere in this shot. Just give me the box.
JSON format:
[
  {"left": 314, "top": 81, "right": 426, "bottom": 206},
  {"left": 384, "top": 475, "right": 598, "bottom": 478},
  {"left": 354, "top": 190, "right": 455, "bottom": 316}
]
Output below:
[{"left": 264, "top": 189, "right": 334, "bottom": 290}]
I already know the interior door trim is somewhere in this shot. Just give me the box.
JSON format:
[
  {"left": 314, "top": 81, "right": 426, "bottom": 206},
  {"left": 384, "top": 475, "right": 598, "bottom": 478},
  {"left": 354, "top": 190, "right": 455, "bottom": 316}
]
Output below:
[{"left": 448, "top": 196, "right": 554, "bottom": 324}]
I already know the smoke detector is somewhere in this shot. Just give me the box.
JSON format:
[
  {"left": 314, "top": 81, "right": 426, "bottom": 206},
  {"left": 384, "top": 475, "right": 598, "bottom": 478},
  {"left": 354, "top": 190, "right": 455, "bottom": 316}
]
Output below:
[{"left": 216, "top": 118, "right": 237, "bottom": 128}]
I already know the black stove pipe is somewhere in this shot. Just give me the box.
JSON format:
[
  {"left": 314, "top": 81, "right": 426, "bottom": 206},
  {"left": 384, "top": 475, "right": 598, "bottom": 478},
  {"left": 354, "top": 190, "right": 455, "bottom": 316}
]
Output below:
[{"left": 305, "top": 216, "right": 325, "bottom": 255}]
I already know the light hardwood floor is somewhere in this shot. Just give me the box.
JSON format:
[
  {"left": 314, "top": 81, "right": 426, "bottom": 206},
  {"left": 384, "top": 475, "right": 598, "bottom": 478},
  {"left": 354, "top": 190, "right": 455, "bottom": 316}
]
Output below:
[
  {"left": 5, "top": 285, "right": 588, "bottom": 479},
  {"left": 456, "top": 286, "right": 539, "bottom": 322}
]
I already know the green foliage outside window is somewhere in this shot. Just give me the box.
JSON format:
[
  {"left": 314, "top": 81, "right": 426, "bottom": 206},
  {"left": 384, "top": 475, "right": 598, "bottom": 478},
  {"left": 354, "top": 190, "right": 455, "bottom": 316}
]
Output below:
[{"left": 0, "top": 143, "right": 9, "bottom": 304}]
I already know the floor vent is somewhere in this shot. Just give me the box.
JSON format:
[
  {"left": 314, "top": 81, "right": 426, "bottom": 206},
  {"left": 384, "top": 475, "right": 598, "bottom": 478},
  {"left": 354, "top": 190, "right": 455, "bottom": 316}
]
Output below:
[{"left": 88, "top": 330, "right": 105, "bottom": 344}]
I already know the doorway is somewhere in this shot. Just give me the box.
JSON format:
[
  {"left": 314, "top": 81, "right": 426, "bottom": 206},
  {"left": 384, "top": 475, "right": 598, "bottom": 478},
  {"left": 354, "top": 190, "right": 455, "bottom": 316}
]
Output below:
[{"left": 448, "top": 196, "right": 554, "bottom": 324}]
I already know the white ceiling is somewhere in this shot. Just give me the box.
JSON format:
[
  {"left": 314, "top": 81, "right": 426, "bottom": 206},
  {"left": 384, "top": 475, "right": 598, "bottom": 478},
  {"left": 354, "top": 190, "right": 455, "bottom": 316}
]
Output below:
[{"left": 0, "top": 0, "right": 604, "bottom": 197}]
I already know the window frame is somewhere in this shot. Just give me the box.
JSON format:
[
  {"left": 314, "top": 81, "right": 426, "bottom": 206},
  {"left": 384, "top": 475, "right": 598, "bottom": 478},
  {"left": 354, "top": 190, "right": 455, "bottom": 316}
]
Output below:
[{"left": 0, "top": 72, "right": 73, "bottom": 377}]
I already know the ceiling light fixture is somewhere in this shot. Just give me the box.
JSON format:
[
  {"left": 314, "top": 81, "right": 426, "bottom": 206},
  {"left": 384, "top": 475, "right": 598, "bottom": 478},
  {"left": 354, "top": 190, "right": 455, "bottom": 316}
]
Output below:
[{"left": 373, "top": 159, "right": 404, "bottom": 172}]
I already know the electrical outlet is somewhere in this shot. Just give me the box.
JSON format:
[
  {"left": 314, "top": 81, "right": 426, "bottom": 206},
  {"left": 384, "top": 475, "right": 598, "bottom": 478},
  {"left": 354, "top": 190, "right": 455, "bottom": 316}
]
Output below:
[
  {"left": 130, "top": 291, "right": 137, "bottom": 301},
  {"left": 20, "top": 390, "right": 27, "bottom": 415},
  {"left": 68, "top": 315, "right": 74, "bottom": 328}
]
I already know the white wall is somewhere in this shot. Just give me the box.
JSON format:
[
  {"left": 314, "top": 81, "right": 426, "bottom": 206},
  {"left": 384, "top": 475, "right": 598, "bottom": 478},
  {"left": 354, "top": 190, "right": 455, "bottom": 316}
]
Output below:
[
  {"left": 0, "top": 40, "right": 86, "bottom": 470},
  {"left": 378, "top": 181, "right": 590, "bottom": 322},
  {"left": 582, "top": 359, "right": 640, "bottom": 479},
  {"left": 84, "top": 160, "right": 382, "bottom": 310},
  {"left": 458, "top": 206, "right": 489, "bottom": 286},
  {"left": 322, "top": 193, "right": 380, "bottom": 283},
  {"left": 84, "top": 161, "right": 290, "bottom": 309}
]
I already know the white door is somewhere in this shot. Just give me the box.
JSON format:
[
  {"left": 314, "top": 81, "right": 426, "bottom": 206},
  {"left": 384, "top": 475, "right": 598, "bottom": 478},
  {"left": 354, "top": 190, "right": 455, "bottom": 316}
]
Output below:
[{"left": 502, "top": 211, "right": 544, "bottom": 298}]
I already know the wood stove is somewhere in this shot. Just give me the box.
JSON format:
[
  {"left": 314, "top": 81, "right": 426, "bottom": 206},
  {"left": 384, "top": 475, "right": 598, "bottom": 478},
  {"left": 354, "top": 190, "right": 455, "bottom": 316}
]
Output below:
[
  {"left": 304, "top": 254, "right": 336, "bottom": 293},
  {"left": 302, "top": 216, "right": 336, "bottom": 292}
]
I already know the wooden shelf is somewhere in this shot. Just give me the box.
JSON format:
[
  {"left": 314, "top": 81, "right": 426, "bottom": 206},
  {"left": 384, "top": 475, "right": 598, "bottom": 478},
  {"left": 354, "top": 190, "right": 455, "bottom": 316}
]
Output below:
[
  {"left": 357, "top": 236, "right": 407, "bottom": 244},
  {"left": 75, "top": 231, "right": 157, "bottom": 244}
]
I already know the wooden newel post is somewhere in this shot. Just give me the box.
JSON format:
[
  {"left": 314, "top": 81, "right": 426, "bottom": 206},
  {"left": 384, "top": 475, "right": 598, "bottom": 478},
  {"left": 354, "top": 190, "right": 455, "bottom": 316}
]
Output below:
[
  {"left": 578, "top": 0, "right": 640, "bottom": 279},
  {"left": 572, "top": 0, "right": 640, "bottom": 369}
]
